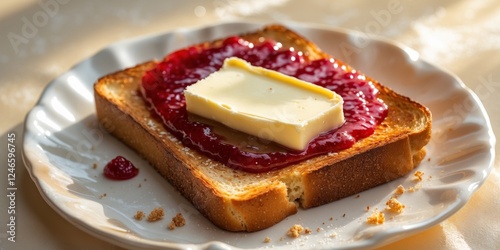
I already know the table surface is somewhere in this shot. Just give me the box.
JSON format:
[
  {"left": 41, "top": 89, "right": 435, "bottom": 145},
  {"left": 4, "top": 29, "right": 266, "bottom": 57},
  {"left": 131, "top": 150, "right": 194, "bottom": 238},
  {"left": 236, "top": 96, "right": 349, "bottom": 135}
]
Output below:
[{"left": 1, "top": 0, "right": 499, "bottom": 249}]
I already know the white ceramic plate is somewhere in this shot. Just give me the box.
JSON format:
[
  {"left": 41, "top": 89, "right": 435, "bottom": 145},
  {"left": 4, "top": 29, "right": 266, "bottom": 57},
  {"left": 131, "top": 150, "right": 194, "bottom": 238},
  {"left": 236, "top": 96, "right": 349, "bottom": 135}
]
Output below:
[{"left": 23, "top": 22, "right": 495, "bottom": 250}]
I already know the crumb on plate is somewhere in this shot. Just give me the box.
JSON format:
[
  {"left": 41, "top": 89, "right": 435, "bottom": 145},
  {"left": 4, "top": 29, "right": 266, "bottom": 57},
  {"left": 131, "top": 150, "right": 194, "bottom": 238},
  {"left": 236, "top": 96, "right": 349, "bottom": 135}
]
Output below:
[
  {"left": 134, "top": 210, "right": 145, "bottom": 221},
  {"left": 168, "top": 213, "right": 186, "bottom": 230},
  {"left": 287, "top": 224, "right": 304, "bottom": 238},
  {"left": 386, "top": 197, "right": 405, "bottom": 213},
  {"left": 263, "top": 237, "right": 271, "bottom": 243},
  {"left": 366, "top": 210, "right": 385, "bottom": 225},
  {"left": 394, "top": 185, "right": 405, "bottom": 196},
  {"left": 147, "top": 207, "right": 165, "bottom": 222},
  {"left": 413, "top": 171, "right": 424, "bottom": 181}
]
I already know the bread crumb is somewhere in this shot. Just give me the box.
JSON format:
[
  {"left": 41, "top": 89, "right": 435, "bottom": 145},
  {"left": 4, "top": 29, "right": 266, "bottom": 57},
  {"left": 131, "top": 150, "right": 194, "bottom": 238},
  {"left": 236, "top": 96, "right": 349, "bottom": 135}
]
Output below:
[
  {"left": 92, "top": 163, "right": 98, "bottom": 169},
  {"left": 168, "top": 213, "right": 186, "bottom": 230},
  {"left": 287, "top": 224, "right": 304, "bottom": 238},
  {"left": 342, "top": 213, "right": 346, "bottom": 217},
  {"left": 147, "top": 207, "right": 165, "bottom": 222},
  {"left": 172, "top": 213, "right": 185, "bottom": 227},
  {"left": 99, "top": 193, "right": 107, "bottom": 199},
  {"left": 330, "top": 232, "right": 337, "bottom": 238},
  {"left": 134, "top": 210, "right": 145, "bottom": 221},
  {"left": 386, "top": 197, "right": 405, "bottom": 213},
  {"left": 366, "top": 210, "right": 385, "bottom": 225},
  {"left": 366, "top": 205, "right": 370, "bottom": 211},
  {"left": 408, "top": 186, "right": 416, "bottom": 192},
  {"left": 263, "top": 237, "right": 271, "bottom": 243},
  {"left": 355, "top": 194, "right": 360, "bottom": 198},
  {"left": 394, "top": 185, "right": 405, "bottom": 196},
  {"left": 413, "top": 171, "right": 424, "bottom": 181},
  {"left": 316, "top": 227, "right": 322, "bottom": 232},
  {"left": 304, "top": 227, "right": 311, "bottom": 234},
  {"left": 329, "top": 217, "right": 333, "bottom": 221}
]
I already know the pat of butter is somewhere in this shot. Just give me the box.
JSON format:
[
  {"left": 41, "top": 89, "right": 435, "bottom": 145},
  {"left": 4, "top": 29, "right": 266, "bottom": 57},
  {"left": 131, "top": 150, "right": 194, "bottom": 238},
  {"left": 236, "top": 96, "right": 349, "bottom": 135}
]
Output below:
[{"left": 184, "top": 57, "right": 344, "bottom": 151}]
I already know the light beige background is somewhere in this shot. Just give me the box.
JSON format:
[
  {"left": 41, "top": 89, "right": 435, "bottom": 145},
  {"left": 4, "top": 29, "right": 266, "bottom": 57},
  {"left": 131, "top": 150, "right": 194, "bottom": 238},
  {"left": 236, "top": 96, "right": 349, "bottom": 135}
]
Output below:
[{"left": 1, "top": 0, "right": 499, "bottom": 249}]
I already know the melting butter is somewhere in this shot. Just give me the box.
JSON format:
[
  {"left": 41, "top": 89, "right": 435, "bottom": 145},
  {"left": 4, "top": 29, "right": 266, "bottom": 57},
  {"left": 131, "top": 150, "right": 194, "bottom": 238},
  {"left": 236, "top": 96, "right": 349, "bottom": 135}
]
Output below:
[{"left": 184, "top": 57, "right": 344, "bottom": 151}]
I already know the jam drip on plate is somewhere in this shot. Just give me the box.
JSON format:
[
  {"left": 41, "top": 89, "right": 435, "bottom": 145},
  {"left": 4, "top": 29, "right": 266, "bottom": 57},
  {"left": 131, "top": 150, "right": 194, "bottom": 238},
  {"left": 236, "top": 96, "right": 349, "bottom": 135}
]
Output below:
[
  {"left": 141, "top": 37, "right": 388, "bottom": 173},
  {"left": 104, "top": 156, "right": 139, "bottom": 180}
]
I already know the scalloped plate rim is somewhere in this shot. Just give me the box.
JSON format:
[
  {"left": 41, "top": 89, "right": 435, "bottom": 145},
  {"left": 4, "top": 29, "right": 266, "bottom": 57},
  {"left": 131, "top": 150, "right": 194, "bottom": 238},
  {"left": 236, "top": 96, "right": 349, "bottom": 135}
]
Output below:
[{"left": 22, "top": 21, "right": 495, "bottom": 250}]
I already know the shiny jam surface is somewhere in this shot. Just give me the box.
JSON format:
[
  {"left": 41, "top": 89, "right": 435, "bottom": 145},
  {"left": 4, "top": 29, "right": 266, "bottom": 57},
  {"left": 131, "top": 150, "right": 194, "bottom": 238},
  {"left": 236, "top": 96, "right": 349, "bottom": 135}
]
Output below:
[
  {"left": 141, "top": 37, "right": 388, "bottom": 173},
  {"left": 104, "top": 156, "right": 139, "bottom": 180}
]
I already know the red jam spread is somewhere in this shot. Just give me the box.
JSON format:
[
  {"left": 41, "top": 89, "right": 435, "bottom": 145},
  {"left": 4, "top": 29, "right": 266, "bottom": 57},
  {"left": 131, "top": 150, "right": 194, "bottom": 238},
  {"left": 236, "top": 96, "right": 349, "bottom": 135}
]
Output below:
[
  {"left": 140, "top": 37, "right": 388, "bottom": 173},
  {"left": 104, "top": 156, "right": 139, "bottom": 180}
]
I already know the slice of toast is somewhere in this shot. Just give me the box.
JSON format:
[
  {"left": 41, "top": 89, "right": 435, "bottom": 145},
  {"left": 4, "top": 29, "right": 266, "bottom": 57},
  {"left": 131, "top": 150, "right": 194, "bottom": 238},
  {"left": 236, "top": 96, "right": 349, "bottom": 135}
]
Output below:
[{"left": 94, "top": 25, "right": 431, "bottom": 232}]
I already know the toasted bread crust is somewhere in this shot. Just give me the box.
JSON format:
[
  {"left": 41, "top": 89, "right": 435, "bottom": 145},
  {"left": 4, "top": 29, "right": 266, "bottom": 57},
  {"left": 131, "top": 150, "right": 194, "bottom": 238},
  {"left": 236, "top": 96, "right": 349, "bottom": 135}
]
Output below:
[{"left": 94, "top": 25, "right": 431, "bottom": 232}]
